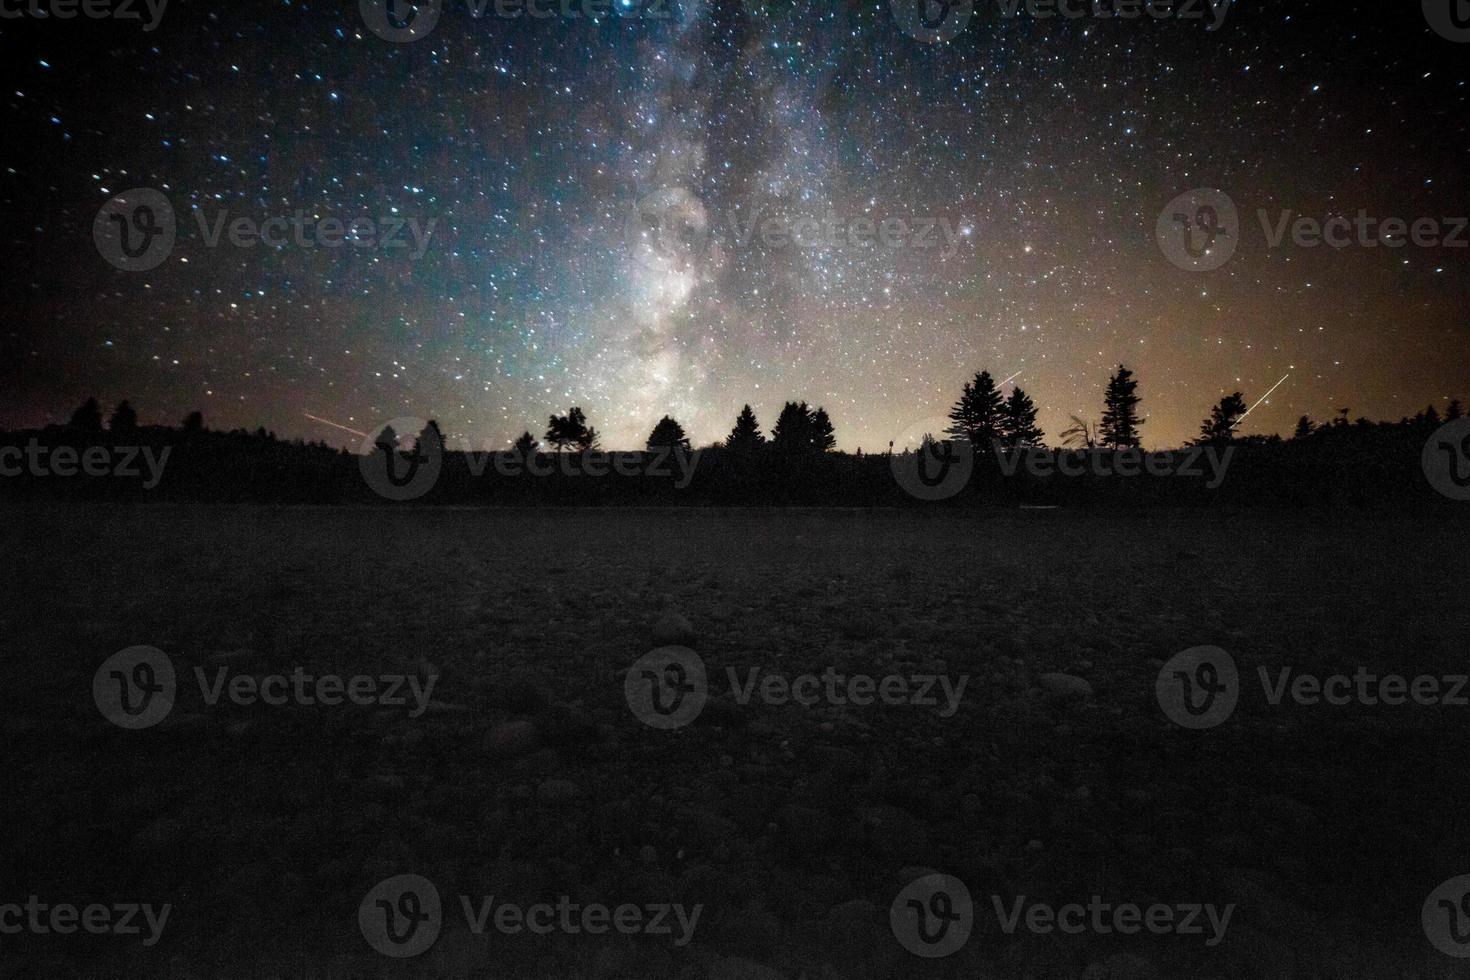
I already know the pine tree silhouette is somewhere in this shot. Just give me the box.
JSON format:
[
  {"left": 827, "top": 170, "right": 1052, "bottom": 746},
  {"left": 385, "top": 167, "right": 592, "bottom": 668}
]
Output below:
[
  {"left": 109, "top": 400, "right": 138, "bottom": 434},
  {"left": 1292, "top": 415, "right": 1316, "bottom": 440},
  {"left": 809, "top": 407, "right": 836, "bottom": 452},
  {"left": 1195, "top": 392, "right": 1247, "bottom": 445},
  {"left": 647, "top": 415, "right": 691, "bottom": 451},
  {"left": 1100, "top": 365, "right": 1143, "bottom": 448},
  {"left": 513, "top": 431, "right": 539, "bottom": 456},
  {"left": 1000, "top": 387, "right": 1044, "bottom": 448},
  {"left": 947, "top": 371, "right": 1005, "bottom": 446},
  {"left": 725, "top": 404, "right": 765, "bottom": 452},
  {"left": 69, "top": 397, "right": 103, "bottom": 434}
]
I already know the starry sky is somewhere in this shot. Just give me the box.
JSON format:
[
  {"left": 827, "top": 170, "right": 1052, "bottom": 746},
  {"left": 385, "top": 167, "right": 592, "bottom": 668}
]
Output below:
[{"left": 1, "top": 0, "right": 1467, "bottom": 451}]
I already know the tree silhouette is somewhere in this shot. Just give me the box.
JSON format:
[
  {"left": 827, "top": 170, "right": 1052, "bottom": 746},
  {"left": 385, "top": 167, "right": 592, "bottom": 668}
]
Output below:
[
  {"left": 725, "top": 404, "right": 765, "bottom": 452},
  {"left": 546, "top": 407, "right": 597, "bottom": 451},
  {"left": 1100, "top": 365, "right": 1143, "bottom": 448},
  {"left": 647, "top": 415, "right": 691, "bottom": 451},
  {"left": 513, "top": 431, "right": 539, "bottom": 456},
  {"left": 946, "top": 371, "right": 1004, "bottom": 446},
  {"left": 109, "top": 400, "right": 138, "bottom": 434},
  {"left": 69, "top": 397, "right": 103, "bottom": 434},
  {"left": 374, "top": 424, "right": 400, "bottom": 454},
  {"left": 415, "top": 419, "right": 445, "bottom": 457},
  {"left": 809, "top": 407, "right": 836, "bottom": 452},
  {"left": 770, "top": 401, "right": 812, "bottom": 455},
  {"left": 1448, "top": 400, "right": 1464, "bottom": 421},
  {"left": 182, "top": 410, "right": 205, "bottom": 434},
  {"left": 1000, "top": 387, "right": 1044, "bottom": 448},
  {"left": 1059, "top": 415, "right": 1098, "bottom": 449},
  {"left": 1292, "top": 415, "right": 1316, "bottom": 440},
  {"left": 1195, "top": 392, "right": 1247, "bottom": 445}
]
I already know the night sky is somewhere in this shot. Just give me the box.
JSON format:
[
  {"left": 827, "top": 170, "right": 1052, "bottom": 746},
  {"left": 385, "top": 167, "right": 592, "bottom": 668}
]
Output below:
[{"left": 1, "top": 0, "right": 1467, "bottom": 451}]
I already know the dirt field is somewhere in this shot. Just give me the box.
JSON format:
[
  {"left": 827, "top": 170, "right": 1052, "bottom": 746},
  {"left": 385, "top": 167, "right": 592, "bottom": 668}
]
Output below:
[{"left": 4, "top": 503, "right": 1470, "bottom": 978}]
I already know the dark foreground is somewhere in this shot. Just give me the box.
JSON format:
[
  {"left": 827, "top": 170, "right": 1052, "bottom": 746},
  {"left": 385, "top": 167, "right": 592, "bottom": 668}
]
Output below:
[{"left": 3, "top": 504, "right": 1470, "bottom": 978}]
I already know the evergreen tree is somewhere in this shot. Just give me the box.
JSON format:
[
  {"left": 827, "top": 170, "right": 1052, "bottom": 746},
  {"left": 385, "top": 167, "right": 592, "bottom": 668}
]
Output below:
[
  {"left": 513, "top": 431, "right": 539, "bottom": 456},
  {"left": 1448, "top": 400, "right": 1464, "bottom": 421},
  {"left": 946, "top": 371, "right": 1005, "bottom": 446},
  {"left": 181, "top": 410, "right": 205, "bottom": 434},
  {"left": 725, "top": 404, "right": 765, "bottom": 452},
  {"left": 374, "top": 424, "right": 400, "bottom": 454},
  {"left": 415, "top": 419, "right": 445, "bottom": 457},
  {"left": 1000, "top": 387, "right": 1044, "bottom": 448},
  {"left": 1100, "top": 365, "right": 1143, "bottom": 448},
  {"left": 809, "top": 407, "right": 836, "bottom": 452},
  {"left": 647, "top": 415, "right": 691, "bottom": 451},
  {"left": 109, "top": 400, "right": 138, "bottom": 434},
  {"left": 770, "top": 401, "right": 812, "bottom": 454},
  {"left": 1292, "top": 415, "right": 1316, "bottom": 440},
  {"left": 1194, "top": 392, "right": 1247, "bottom": 445},
  {"left": 69, "top": 397, "right": 103, "bottom": 434}
]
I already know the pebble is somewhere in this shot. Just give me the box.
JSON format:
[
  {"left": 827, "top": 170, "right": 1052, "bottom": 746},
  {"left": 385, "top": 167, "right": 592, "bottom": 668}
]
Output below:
[{"left": 1038, "top": 672, "right": 1093, "bottom": 698}]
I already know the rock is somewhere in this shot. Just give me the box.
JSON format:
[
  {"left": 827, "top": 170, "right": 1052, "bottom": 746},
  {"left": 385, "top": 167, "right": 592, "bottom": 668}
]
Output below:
[
  {"left": 536, "top": 779, "right": 580, "bottom": 804},
  {"left": 652, "top": 611, "right": 697, "bottom": 647},
  {"left": 483, "top": 720, "right": 539, "bottom": 759},
  {"left": 1038, "top": 672, "right": 1093, "bottom": 698}
]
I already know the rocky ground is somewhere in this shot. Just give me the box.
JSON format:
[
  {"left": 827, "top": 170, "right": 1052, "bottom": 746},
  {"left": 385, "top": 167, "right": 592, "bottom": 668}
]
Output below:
[{"left": 3, "top": 503, "right": 1470, "bottom": 978}]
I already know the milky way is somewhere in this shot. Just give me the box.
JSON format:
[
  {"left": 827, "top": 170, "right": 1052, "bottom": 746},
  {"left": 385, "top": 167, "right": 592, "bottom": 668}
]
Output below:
[{"left": 1, "top": 0, "right": 1467, "bottom": 450}]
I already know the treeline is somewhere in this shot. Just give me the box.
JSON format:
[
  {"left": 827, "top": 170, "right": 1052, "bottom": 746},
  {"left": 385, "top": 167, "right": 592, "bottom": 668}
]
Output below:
[{"left": 0, "top": 372, "right": 1465, "bottom": 508}]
